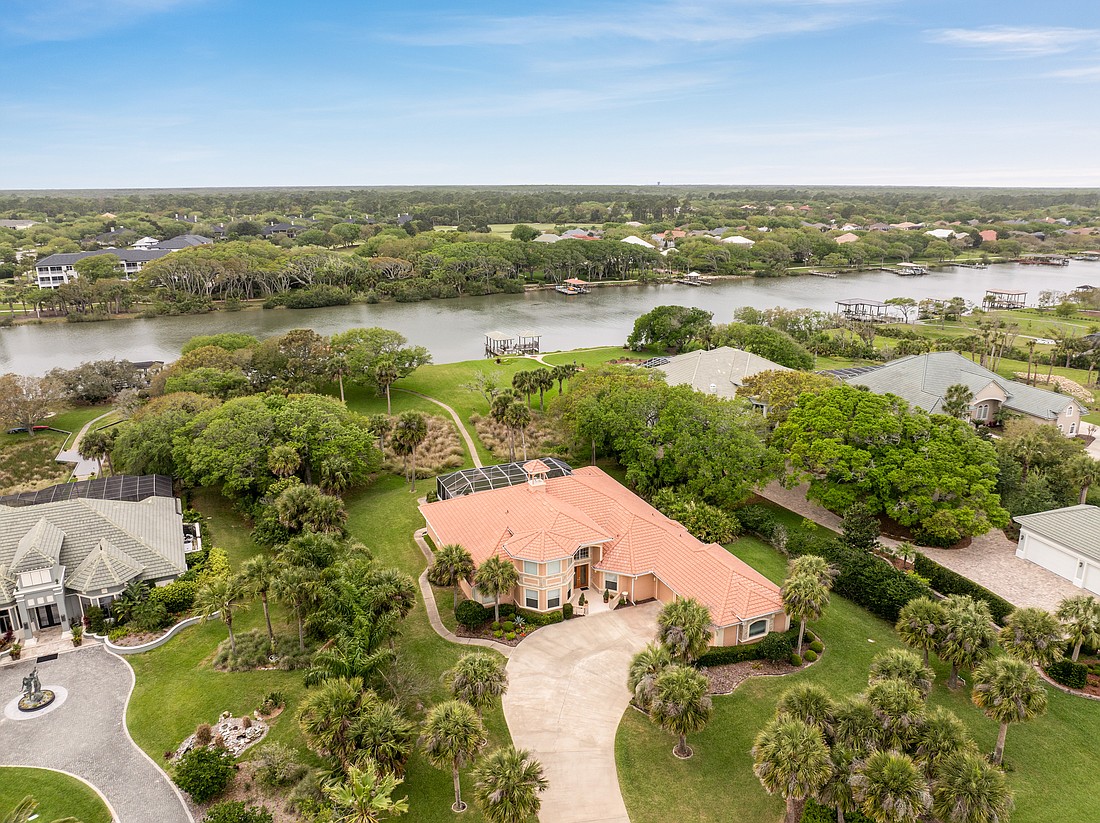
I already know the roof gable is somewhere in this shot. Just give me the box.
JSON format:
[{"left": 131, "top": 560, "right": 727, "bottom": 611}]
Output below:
[
  {"left": 12, "top": 517, "right": 65, "bottom": 573},
  {"left": 66, "top": 537, "right": 143, "bottom": 593}
]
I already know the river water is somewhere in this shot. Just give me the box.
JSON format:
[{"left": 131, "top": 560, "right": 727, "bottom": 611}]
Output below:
[{"left": 1, "top": 262, "right": 1095, "bottom": 374}]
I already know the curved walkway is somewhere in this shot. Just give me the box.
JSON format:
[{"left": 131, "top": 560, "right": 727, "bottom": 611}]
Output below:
[
  {"left": 413, "top": 529, "right": 511, "bottom": 656},
  {"left": 55, "top": 410, "right": 115, "bottom": 479},
  {"left": 0, "top": 646, "right": 193, "bottom": 823},
  {"left": 503, "top": 602, "right": 659, "bottom": 823},
  {"left": 393, "top": 388, "right": 483, "bottom": 468}
]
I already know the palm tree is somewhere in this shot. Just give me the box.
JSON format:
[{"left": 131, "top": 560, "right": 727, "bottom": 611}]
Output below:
[
  {"left": 1066, "top": 453, "right": 1100, "bottom": 504},
  {"left": 931, "top": 750, "right": 1014, "bottom": 823},
  {"left": 364, "top": 568, "right": 418, "bottom": 623},
  {"left": 896, "top": 597, "right": 946, "bottom": 666},
  {"left": 511, "top": 370, "right": 538, "bottom": 409},
  {"left": 530, "top": 368, "right": 554, "bottom": 412},
  {"left": 325, "top": 760, "right": 409, "bottom": 823},
  {"left": 474, "top": 556, "right": 519, "bottom": 623},
  {"left": 971, "top": 657, "right": 1048, "bottom": 766},
  {"left": 868, "top": 648, "right": 935, "bottom": 697},
  {"left": 392, "top": 411, "right": 427, "bottom": 490},
  {"left": 297, "top": 676, "right": 367, "bottom": 768},
  {"left": 195, "top": 576, "right": 246, "bottom": 656},
  {"left": 775, "top": 684, "right": 836, "bottom": 736},
  {"left": 304, "top": 628, "right": 396, "bottom": 689},
  {"left": 627, "top": 643, "right": 672, "bottom": 711},
  {"left": 912, "top": 705, "right": 975, "bottom": 775},
  {"left": 550, "top": 363, "right": 577, "bottom": 395},
  {"left": 782, "top": 572, "right": 830, "bottom": 655},
  {"left": 447, "top": 652, "right": 509, "bottom": 717},
  {"left": 321, "top": 453, "right": 355, "bottom": 494},
  {"left": 420, "top": 700, "right": 488, "bottom": 813},
  {"left": 752, "top": 716, "right": 832, "bottom": 823},
  {"left": 502, "top": 401, "right": 532, "bottom": 461},
  {"left": 275, "top": 483, "right": 348, "bottom": 534},
  {"left": 998, "top": 607, "right": 1063, "bottom": 666},
  {"left": 939, "top": 595, "right": 997, "bottom": 689},
  {"left": 1, "top": 796, "right": 79, "bottom": 823},
  {"left": 832, "top": 697, "right": 883, "bottom": 756},
  {"left": 112, "top": 579, "right": 150, "bottom": 623},
  {"left": 865, "top": 678, "right": 926, "bottom": 750},
  {"left": 273, "top": 564, "right": 321, "bottom": 651},
  {"left": 1056, "top": 594, "right": 1100, "bottom": 661},
  {"left": 352, "top": 698, "right": 416, "bottom": 776},
  {"left": 655, "top": 597, "right": 713, "bottom": 664},
  {"left": 471, "top": 746, "right": 549, "bottom": 823},
  {"left": 78, "top": 426, "right": 116, "bottom": 477},
  {"left": 849, "top": 750, "right": 931, "bottom": 823},
  {"left": 374, "top": 358, "right": 401, "bottom": 415},
  {"left": 427, "top": 543, "right": 476, "bottom": 610},
  {"left": 367, "top": 413, "right": 393, "bottom": 453},
  {"left": 788, "top": 554, "right": 839, "bottom": 588},
  {"left": 648, "top": 664, "right": 713, "bottom": 758},
  {"left": 268, "top": 443, "right": 301, "bottom": 478},
  {"left": 819, "top": 745, "right": 859, "bottom": 823},
  {"left": 240, "top": 554, "right": 279, "bottom": 650}
]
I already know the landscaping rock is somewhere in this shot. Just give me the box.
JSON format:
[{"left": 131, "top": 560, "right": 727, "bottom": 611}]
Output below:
[{"left": 174, "top": 712, "right": 269, "bottom": 760}]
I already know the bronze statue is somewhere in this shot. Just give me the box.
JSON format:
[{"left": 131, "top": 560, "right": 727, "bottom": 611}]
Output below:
[{"left": 21, "top": 667, "right": 41, "bottom": 701}]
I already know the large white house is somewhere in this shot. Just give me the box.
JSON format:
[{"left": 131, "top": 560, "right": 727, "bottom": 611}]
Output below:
[
  {"left": 34, "top": 249, "right": 172, "bottom": 288},
  {"left": 1014, "top": 505, "right": 1100, "bottom": 594}
]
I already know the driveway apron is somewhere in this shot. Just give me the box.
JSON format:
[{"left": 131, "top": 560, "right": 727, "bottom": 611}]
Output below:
[
  {"left": 503, "top": 602, "right": 659, "bottom": 823},
  {"left": 0, "top": 646, "right": 193, "bottom": 823}
]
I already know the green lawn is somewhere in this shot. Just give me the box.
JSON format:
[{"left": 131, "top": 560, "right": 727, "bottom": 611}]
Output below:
[
  {"left": 128, "top": 474, "right": 511, "bottom": 823},
  {"left": 0, "top": 767, "right": 113, "bottom": 823},
  {"left": 617, "top": 533, "right": 1100, "bottom": 823}
]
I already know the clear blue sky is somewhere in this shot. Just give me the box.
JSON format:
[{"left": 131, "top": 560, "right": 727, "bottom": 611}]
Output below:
[{"left": 2, "top": 1, "right": 1098, "bottom": 189}]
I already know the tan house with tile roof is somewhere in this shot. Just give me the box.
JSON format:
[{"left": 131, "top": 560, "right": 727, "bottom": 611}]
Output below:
[
  {"left": 419, "top": 462, "right": 787, "bottom": 646},
  {"left": 0, "top": 496, "right": 187, "bottom": 640}
]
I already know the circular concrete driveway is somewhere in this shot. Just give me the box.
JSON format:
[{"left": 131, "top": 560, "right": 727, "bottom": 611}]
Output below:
[
  {"left": 0, "top": 646, "right": 193, "bottom": 823},
  {"left": 503, "top": 602, "right": 659, "bottom": 823}
]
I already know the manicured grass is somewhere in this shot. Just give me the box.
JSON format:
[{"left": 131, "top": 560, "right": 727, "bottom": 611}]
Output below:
[
  {"left": 617, "top": 532, "right": 1100, "bottom": 823},
  {"left": 0, "top": 766, "right": 113, "bottom": 823}
]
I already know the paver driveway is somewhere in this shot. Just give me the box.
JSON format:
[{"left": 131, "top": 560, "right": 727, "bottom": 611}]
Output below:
[
  {"left": 503, "top": 601, "right": 659, "bottom": 823},
  {"left": 0, "top": 646, "right": 193, "bottom": 823}
]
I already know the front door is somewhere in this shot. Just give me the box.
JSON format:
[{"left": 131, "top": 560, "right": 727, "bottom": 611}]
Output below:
[
  {"left": 574, "top": 563, "right": 589, "bottom": 589},
  {"left": 34, "top": 605, "right": 60, "bottom": 629}
]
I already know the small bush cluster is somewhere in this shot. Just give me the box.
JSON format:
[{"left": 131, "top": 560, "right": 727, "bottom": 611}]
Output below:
[
  {"left": 149, "top": 580, "right": 197, "bottom": 613},
  {"left": 563, "top": 602, "right": 574, "bottom": 619},
  {"left": 203, "top": 802, "right": 273, "bottom": 823},
  {"left": 517, "top": 607, "right": 564, "bottom": 627},
  {"left": 213, "top": 630, "right": 311, "bottom": 672},
  {"left": 84, "top": 606, "right": 107, "bottom": 634},
  {"left": 173, "top": 747, "right": 235, "bottom": 803},
  {"left": 694, "top": 629, "right": 796, "bottom": 668},
  {"left": 652, "top": 488, "right": 742, "bottom": 544},
  {"left": 801, "top": 799, "right": 872, "bottom": 823},
  {"left": 1046, "top": 659, "right": 1088, "bottom": 690},
  {"left": 455, "top": 599, "right": 490, "bottom": 628},
  {"left": 254, "top": 743, "right": 306, "bottom": 788},
  {"left": 912, "top": 553, "right": 1014, "bottom": 624},
  {"left": 735, "top": 504, "right": 780, "bottom": 541}
]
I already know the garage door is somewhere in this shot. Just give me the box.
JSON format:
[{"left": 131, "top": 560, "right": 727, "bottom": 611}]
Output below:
[
  {"left": 1083, "top": 564, "right": 1100, "bottom": 596},
  {"left": 1025, "top": 536, "right": 1080, "bottom": 581}
]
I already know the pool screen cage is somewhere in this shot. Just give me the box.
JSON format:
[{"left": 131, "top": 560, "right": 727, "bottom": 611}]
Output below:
[{"left": 435, "top": 458, "right": 573, "bottom": 500}]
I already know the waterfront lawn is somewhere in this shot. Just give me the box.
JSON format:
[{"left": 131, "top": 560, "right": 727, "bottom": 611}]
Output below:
[
  {"left": 0, "top": 430, "right": 70, "bottom": 493},
  {"left": 129, "top": 474, "right": 511, "bottom": 823},
  {"left": 0, "top": 767, "right": 113, "bottom": 823},
  {"left": 616, "top": 531, "right": 1100, "bottom": 823}
]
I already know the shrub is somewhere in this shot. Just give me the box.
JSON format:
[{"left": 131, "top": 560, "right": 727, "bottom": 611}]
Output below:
[
  {"left": 84, "top": 606, "right": 106, "bottom": 634},
  {"left": 563, "top": 603, "right": 574, "bottom": 619},
  {"left": 425, "top": 490, "right": 439, "bottom": 503},
  {"left": 1046, "top": 659, "right": 1088, "bottom": 690},
  {"left": 735, "top": 504, "right": 779, "bottom": 540},
  {"left": 493, "top": 630, "right": 503, "bottom": 639},
  {"left": 651, "top": 489, "right": 742, "bottom": 544},
  {"left": 174, "top": 747, "right": 235, "bottom": 803},
  {"left": 809, "top": 640, "right": 824, "bottom": 654},
  {"left": 497, "top": 603, "right": 517, "bottom": 619},
  {"left": 149, "top": 580, "right": 197, "bottom": 613},
  {"left": 506, "top": 632, "right": 516, "bottom": 641},
  {"left": 107, "top": 626, "right": 128, "bottom": 642},
  {"left": 912, "top": 554, "right": 1014, "bottom": 624},
  {"left": 214, "top": 630, "right": 310, "bottom": 672},
  {"left": 195, "top": 723, "right": 213, "bottom": 747},
  {"left": 254, "top": 743, "right": 305, "bottom": 788},
  {"left": 803, "top": 649, "right": 818, "bottom": 662},
  {"left": 694, "top": 629, "right": 795, "bottom": 668},
  {"left": 204, "top": 802, "right": 273, "bottom": 823},
  {"left": 759, "top": 631, "right": 796, "bottom": 663},
  {"left": 801, "top": 800, "right": 873, "bottom": 823},
  {"left": 490, "top": 621, "right": 501, "bottom": 632},
  {"left": 502, "top": 621, "right": 515, "bottom": 633},
  {"left": 131, "top": 599, "right": 170, "bottom": 633},
  {"left": 790, "top": 653, "right": 804, "bottom": 667},
  {"left": 259, "top": 692, "right": 284, "bottom": 714},
  {"left": 517, "top": 608, "right": 564, "bottom": 627},
  {"left": 455, "top": 599, "right": 490, "bottom": 629}
]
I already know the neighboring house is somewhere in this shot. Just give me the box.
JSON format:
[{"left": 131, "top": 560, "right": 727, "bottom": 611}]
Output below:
[
  {"left": 151, "top": 234, "right": 213, "bottom": 250},
  {"left": 834, "top": 232, "right": 860, "bottom": 244},
  {"left": 0, "top": 219, "right": 37, "bottom": 230},
  {"left": 420, "top": 461, "right": 787, "bottom": 647},
  {"left": 891, "top": 222, "right": 922, "bottom": 230},
  {"left": 722, "top": 235, "right": 756, "bottom": 246},
  {"left": 396, "top": 213, "right": 413, "bottom": 226},
  {"left": 1014, "top": 505, "right": 1100, "bottom": 595},
  {"left": 924, "top": 228, "right": 960, "bottom": 240},
  {"left": 261, "top": 222, "right": 304, "bottom": 239},
  {"left": 621, "top": 235, "right": 655, "bottom": 249},
  {"left": 0, "top": 494, "right": 188, "bottom": 640},
  {"left": 979, "top": 230, "right": 998, "bottom": 243},
  {"left": 94, "top": 228, "right": 135, "bottom": 246},
  {"left": 131, "top": 236, "right": 161, "bottom": 250},
  {"left": 172, "top": 213, "right": 199, "bottom": 224},
  {"left": 210, "top": 223, "right": 229, "bottom": 240},
  {"left": 532, "top": 233, "right": 561, "bottom": 244},
  {"left": 34, "top": 249, "right": 171, "bottom": 288},
  {"left": 838, "top": 351, "right": 1086, "bottom": 436},
  {"left": 651, "top": 346, "right": 789, "bottom": 404}
]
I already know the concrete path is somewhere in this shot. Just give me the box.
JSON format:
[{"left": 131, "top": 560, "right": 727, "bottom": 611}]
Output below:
[
  {"left": 756, "top": 481, "right": 1082, "bottom": 612},
  {"left": 394, "top": 388, "right": 483, "bottom": 468},
  {"left": 504, "top": 602, "right": 660, "bottom": 823},
  {"left": 55, "top": 410, "right": 115, "bottom": 480},
  {"left": 413, "top": 529, "right": 511, "bottom": 656},
  {"left": 0, "top": 646, "right": 193, "bottom": 823}
]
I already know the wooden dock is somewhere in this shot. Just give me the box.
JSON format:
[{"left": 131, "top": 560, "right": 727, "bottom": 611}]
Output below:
[
  {"left": 807, "top": 270, "right": 838, "bottom": 278},
  {"left": 950, "top": 261, "right": 988, "bottom": 269}
]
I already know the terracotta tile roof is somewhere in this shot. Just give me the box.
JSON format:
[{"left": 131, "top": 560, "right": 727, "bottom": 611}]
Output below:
[
  {"left": 522, "top": 459, "right": 552, "bottom": 475},
  {"left": 419, "top": 467, "right": 783, "bottom": 626}
]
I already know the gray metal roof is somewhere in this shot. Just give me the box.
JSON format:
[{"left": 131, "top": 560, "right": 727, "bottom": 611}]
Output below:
[
  {"left": 1014, "top": 505, "right": 1100, "bottom": 562},
  {"left": 152, "top": 234, "right": 212, "bottom": 249},
  {"left": 842, "top": 352, "right": 1082, "bottom": 419},
  {"left": 36, "top": 249, "right": 171, "bottom": 267},
  {"left": 654, "top": 346, "right": 789, "bottom": 399}
]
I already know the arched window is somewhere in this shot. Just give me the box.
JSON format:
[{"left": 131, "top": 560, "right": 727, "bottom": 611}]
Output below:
[{"left": 747, "top": 619, "right": 768, "bottom": 639}]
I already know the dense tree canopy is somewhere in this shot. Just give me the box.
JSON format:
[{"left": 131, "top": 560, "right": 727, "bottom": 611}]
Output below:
[{"left": 626, "top": 305, "right": 714, "bottom": 352}]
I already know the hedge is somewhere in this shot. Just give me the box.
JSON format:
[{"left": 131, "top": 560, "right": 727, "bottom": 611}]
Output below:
[
  {"left": 455, "top": 599, "right": 490, "bottom": 628},
  {"left": 801, "top": 800, "right": 872, "bottom": 823},
  {"left": 149, "top": 580, "right": 197, "bottom": 613},
  {"left": 1046, "top": 659, "right": 1088, "bottom": 690},
  {"left": 912, "top": 553, "right": 1014, "bottom": 624},
  {"left": 787, "top": 530, "right": 932, "bottom": 623},
  {"left": 695, "top": 629, "right": 795, "bottom": 668}
]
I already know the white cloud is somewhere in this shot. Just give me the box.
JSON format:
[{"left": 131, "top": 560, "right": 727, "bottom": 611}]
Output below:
[
  {"left": 928, "top": 26, "right": 1100, "bottom": 57},
  {"left": 1048, "top": 64, "right": 1100, "bottom": 81},
  {"left": 1, "top": 0, "right": 200, "bottom": 42}
]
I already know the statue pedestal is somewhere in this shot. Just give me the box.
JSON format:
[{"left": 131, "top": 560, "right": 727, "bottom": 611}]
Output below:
[
  {"left": 18, "top": 689, "right": 56, "bottom": 712},
  {"left": 4, "top": 686, "right": 67, "bottom": 721}
]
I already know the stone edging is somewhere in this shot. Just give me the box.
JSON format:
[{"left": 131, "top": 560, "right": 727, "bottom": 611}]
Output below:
[
  {"left": 90, "top": 613, "right": 214, "bottom": 655},
  {"left": 106, "top": 646, "right": 198, "bottom": 823},
  {"left": 0, "top": 765, "right": 121, "bottom": 823},
  {"left": 1035, "top": 664, "right": 1100, "bottom": 703}
]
